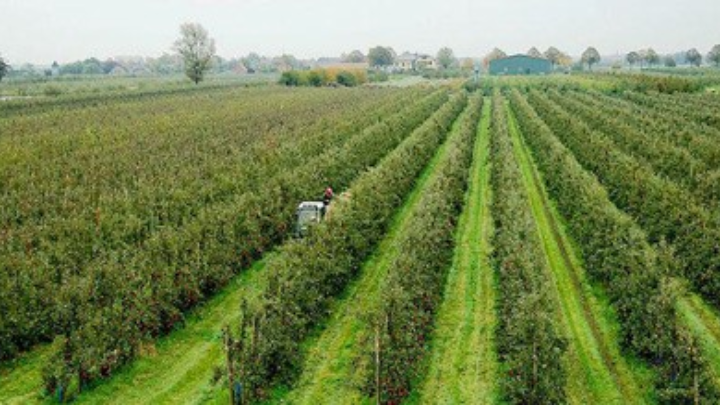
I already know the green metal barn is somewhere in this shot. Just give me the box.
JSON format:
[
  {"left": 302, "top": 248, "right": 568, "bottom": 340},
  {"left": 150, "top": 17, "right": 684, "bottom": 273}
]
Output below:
[{"left": 489, "top": 55, "right": 552, "bottom": 75}]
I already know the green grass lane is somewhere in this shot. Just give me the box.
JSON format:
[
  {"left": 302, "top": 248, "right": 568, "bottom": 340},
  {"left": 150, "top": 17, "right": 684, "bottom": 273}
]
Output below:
[
  {"left": 413, "top": 98, "right": 498, "bottom": 404},
  {"left": 678, "top": 294, "right": 720, "bottom": 388},
  {"left": 279, "top": 100, "right": 475, "bottom": 405},
  {"left": 73, "top": 261, "right": 267, "bottom": 405},
  {"left": 506, "top": 104, "right": 651, "bottom": 404},
  {"left": 0, "top": 346, "right": 53, "bottom": 404},
  {"left": 0, "top": 262, "right": 267, "bottom": 405}
]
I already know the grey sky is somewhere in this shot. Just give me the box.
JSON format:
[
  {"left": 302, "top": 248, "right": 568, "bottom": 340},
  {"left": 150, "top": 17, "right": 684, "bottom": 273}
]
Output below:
[{"left": 1, "top": 0, "right": 718, "bottom": 64}]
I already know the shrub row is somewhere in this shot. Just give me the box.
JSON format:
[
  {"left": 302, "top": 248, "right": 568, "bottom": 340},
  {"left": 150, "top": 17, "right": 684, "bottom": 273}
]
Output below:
[
  {"left": 509, "top": 89, "right": 719, "bottom": 402},
  {"left": 622, "top": 90, "right": 720, "bottom": 130},
  {"left": 279, "top": 68, "right": 368, "bottom": 87},
  {"left": 572, "top": 89, "right": 720, "bottom": 171},
  {"left": 546, "top": 89, "right": 720, "bottom": 206},
  {"left": 0, "top": 87, "right": 417, "bottom": 361},
  {"left": 365, "top": 93, "right": 482, "bottom": 403},
  {"left": 525, "top": 90, "right": 720, "bottom": 313},
  {"left": 39, "top": 89, "right": 451, "bottom": 398},
  {"left": 230, "top": 92, "right": 469, "bottom": 402},
  {"left": 490, "top": 91, "right": 567, "bottom": 404}
]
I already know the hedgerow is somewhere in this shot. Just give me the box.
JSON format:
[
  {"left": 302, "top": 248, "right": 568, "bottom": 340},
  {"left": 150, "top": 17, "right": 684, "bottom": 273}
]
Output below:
[
  {"left": 524, "top": 89, "right": 720, "bottom": 315},
  {"left": 546, "top": 89, "right": 719, "bottom": 207},
  {"left": 622, "top": 90, "right": 720, "bottom": 130},
  {"left": 0, "top": 87, "right": 418, "bottom": 361},
  {"left": 37, "top": 89, "right": 448, "bottom": 398},
  {"left": 228, "top": 91, "right": 469, "bottom": 402},
  {"left": 490, "top": 91, "right": 567, "bottom": 404},
  {"left": 279, "top": 68, "right": 368, "bottom": 87},
  {"left": 509, "top": 89, "right": 719, "bottom": 402},
  {"left": 365, "top": 93, "right": 482, "bottom": 403},
  {"left": 569, "top": 89, "right": 720, "bottom": 173}
]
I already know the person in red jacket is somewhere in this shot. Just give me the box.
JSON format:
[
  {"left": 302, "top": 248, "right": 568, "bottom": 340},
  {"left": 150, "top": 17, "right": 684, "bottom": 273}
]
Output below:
[{"left": 323, "top": 186, "right": 334, "bottom": 206}]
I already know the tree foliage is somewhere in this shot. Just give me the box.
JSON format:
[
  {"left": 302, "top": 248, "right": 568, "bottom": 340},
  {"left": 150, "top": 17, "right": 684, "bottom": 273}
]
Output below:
[
  {"left": 436, "top": 46, "right": 457, "bottom": 69},
  {"left": 0, "top": 54, "right": 9, "bottom": 82},
  {"left": 543, "top": 47, "right": 562, "bottom": 67},
  {"left": 343, "top": 50, "right": 366, "bottom": 63},
  {"left": 581, "top": 47, "right": 601, "bottom": 70},
  {"left": 231, "top": 92, "right": 467, "bottom": 402},
  {"left": 527, "top": 47, "right": 543, "bottom": 58},
  {"left": 686, "top": 48, "right": 702, "bottom": 67},
  {"left": 663, "top": 55, "right": 677, "bottom": 68},
  {"left": 368, "top": 46, "right": 395, "bottom": 68},
  {"left": 4, "top": 87, "right": 436, "bottom": 395},
  {"left": 368, "top": 94, "right": 481, "bottom": 403},
  {"left": 173, "top": 22, "right": 216, "bottom": 84},
  {"left": 492, "top": 91, "right": 566, "bottom": 404},
  {"left": 483, "top": 48, "right": 507, "bottom": 69},
  {"left": 510, "top": 89, "right": 719, "bottom": 403},
  {"left": 641, "top": 48, "right": 660, "bottom": 67},
  {"left": 626, "top": 51, "right": 641, "bottom": 67},
  {"left": 708, "top": 44, "right": 720, "bottom": 67}
]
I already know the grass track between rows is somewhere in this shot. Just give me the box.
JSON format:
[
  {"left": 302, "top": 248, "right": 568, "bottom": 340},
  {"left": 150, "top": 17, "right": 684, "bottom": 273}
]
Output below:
[
  {"left": 412, "top": 98, "right": 498, "bottom": 404},
  {"left": 506, "top": 104, "right": 651, "bottom": 404},
  {"left": 279, "top": 98, "right": 474, "bottom": 405},
  {"left": 0, "top": 347, "right": 52, "bottom": 404},
  {"left": 0, "top": 261, "right": 266, "bottom": 405},
  {"left": 678, "top": 294, "right": 720, "bottom": 388}
]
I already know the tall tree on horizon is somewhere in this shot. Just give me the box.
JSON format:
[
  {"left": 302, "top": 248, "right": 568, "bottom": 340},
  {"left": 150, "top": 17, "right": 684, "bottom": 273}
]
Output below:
[
  {"left": 686, "top": 48, "right": 702, "bottom": 67},
  {"left": 544, "top": 47, "right": 565, "bottom": 69},
  {"left": 641, "top": 48, "right": 660, "bottom": 68},
  {"left": 483, "top": 48, "right": 507, "bottom": 69},
  {"left": 368, "top": 46, "right": 395, "bottom": 68},
  {"left": 626, "top": 51, "right": 641, "bottom": 68},
  {"left": 173, "top": 22, "right": 216, "bottom": 84},
  {"left": 436, "top": 47, "right": 457, "bottom": 69},
  {"left": 527, "top": 47, "right": 543, "bottom": 58},
  {"left": 343, "top": 50, "right": 366, "bottom": 63},
  {"left": 581, "top": 47, "right": 601, "bottom": 71},
  {"left": 0, "top": 54, "right": 9, "bottom": 82},
  {"left": 708, "top": 44, "right": 720, "bottom": 67}
]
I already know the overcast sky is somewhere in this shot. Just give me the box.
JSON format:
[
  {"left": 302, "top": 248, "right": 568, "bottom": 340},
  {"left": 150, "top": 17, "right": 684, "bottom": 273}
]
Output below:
[{"left": 1, "top": 0, "right": 718, "bottom": 64}]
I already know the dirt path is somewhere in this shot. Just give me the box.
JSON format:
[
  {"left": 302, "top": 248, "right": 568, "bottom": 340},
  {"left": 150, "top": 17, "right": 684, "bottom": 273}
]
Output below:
[
  {"left": 506, "top": 105, "right": 650, "bottom": 404},
  {"left": 413, "top": 98, "right": 497, "bottom": 404}
]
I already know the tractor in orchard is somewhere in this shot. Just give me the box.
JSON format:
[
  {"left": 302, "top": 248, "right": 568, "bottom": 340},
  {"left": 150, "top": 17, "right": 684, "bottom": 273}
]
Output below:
[{"left": 294, "top": 186, "right": 335, "bottom": 237}]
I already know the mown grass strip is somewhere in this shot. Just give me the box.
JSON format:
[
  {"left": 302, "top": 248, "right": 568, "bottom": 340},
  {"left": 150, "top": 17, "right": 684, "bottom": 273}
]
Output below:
[
  {"left": 489, "top": 91, "right": 566, "bottom": 404},
  {"left": 79, "top": 261, "right": 267, "bottom": 405},
  {"left": 414, "top": 98, "right": 497, "bottom": 405},
  {"left": 507, "top": 102, "right": 648, "bottom": 404},
  {"left": 510, "top": 89, "right": 719, "bottom": 402},
  {"left": 678, "top": 294, "right": 720, "bottom": 388},
  {"left": 0, "top": 347, "right": 52, "bottom": 404},
  {"left": 0, "top": 262, "right": 265, "bottom": 405}
]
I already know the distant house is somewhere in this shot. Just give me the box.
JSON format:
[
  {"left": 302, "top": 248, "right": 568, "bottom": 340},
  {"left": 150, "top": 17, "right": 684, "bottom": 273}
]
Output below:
[
  {"left": 394, "top": 53, "right": 438, "bottom": 72},
  {"left": 489, "top": 55, "right": 552, "bottom": 75},
  {"left": 415, "top": 54, "right": 438, "bottom": 70},
  {"left": 395, "top": 53, "right": 416, "bottom": 71}
]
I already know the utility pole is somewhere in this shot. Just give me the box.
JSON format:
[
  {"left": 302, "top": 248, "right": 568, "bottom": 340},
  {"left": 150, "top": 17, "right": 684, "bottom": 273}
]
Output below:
[{"left": 223, "top": 327, "right": 238, "bottom": 405}]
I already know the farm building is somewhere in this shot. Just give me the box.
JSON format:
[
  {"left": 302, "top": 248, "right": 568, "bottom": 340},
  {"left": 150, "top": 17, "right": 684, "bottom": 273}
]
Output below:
[
  {"left": 393, "top": 53, "right": 438, "bottom": 72},
  {"left": 489, "top": 55, "right": 552, "bottom": 75}
]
